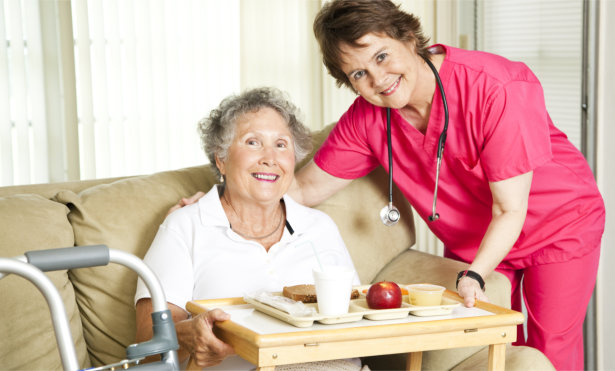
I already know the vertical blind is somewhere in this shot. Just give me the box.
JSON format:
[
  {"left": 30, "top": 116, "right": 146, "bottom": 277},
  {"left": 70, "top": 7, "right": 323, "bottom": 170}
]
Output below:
[
  {"left": 71, "top": 0, "right": 241, "bottom": 180},
  {"left": 478, "top": 0, "right": 583, "bottom": 148},
  {"left": 1, "top": 0, "right": 241, "bottom": 186},
  {"left": 2, "top": 0, "right": 444, "bottom": 187},
  {"left": 1, "top": 0, "right": 49, "bottom": 186}
]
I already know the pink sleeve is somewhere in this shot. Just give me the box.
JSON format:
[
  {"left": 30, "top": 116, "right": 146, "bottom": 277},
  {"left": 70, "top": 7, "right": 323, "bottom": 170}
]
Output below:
[
  {"left": 314, "top": 99, "right": 380, "bottom": 179},
  {"left": 480, "top": 79, "right": 553, "bottom": 181}
]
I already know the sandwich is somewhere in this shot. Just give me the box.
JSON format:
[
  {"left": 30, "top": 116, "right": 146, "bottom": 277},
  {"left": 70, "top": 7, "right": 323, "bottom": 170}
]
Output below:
[{"left": 282, "top": 284, "right": 359, "bottom": 303}]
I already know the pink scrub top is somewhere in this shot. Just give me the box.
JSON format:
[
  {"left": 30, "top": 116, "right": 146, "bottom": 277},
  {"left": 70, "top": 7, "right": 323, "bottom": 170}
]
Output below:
[{"left": 314, "top": 45, "right": 605, "bottom": 269}]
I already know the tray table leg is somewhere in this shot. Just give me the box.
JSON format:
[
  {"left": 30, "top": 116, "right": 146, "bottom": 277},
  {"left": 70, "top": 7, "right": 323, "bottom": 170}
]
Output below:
[
  {"left": 406, "top": 351, "right": 422, "bottom": 371},
  {"left": 488, "top": 343, "right": 506, "bottom": 370}
]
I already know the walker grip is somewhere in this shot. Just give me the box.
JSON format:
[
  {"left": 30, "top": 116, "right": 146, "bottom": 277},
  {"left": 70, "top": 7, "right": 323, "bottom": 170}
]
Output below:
[
  {"left": 126, "top": 310, "right": 179, "bottom": 360},
  {"left": 25, "top": 245, "right": 110, "bottom": 272}
]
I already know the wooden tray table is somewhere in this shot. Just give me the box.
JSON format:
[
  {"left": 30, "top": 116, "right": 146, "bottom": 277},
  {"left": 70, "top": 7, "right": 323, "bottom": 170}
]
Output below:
[{"left": 186, "top": 290, "right": 523, "bottom": 371}]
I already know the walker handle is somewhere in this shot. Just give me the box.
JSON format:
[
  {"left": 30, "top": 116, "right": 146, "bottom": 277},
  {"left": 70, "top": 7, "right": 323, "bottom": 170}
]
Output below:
[{"left": 25, "top": 245, "right": 110, "bottom": 271}]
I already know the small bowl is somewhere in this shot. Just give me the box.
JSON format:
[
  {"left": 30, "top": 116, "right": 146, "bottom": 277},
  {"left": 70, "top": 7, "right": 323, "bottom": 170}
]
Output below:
[{"left": 406, "top": 284, "right": 445, "bottom": 306}]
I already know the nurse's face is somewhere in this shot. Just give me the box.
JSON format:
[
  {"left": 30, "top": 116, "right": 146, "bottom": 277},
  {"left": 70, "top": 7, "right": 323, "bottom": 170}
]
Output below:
[
  {"left": 339, "top": 32, "right": 424, "bottom": 109},
  {"left": 216, "top": 107, "right": 296, "bottom": 206}
]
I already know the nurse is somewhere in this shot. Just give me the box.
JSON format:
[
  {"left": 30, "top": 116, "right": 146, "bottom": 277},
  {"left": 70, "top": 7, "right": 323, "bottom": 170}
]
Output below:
[{"left": 290, "top": 1, "right": 605, "bottom": 370}]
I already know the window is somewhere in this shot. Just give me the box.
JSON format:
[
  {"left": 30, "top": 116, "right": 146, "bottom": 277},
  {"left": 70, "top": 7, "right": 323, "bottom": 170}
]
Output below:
[
  {"left": 1, "top": 0, "right": 49, "bottom": 186},
  {"left": 71, "top": 0, "right": 241, "bottom": 180},
  {"left": 1, "top": 0, "right": 242, "bottom": 186},
  {"left": 1, "top": 0, "right": 351, "bottom": 187}
]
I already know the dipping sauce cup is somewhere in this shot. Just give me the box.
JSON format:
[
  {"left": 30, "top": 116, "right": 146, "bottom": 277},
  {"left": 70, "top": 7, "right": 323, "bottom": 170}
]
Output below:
[{"left": 406, "top": 284, "right": 445, "bottom": 306}]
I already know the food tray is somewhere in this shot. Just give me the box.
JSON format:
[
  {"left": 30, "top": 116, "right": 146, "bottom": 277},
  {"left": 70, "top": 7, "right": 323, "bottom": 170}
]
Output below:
[
  {"left": 407, "top": 296, "right": 461, "bottom": 316},
  {"left": 245, "top": 284, "right": 463, "bottom": 327}
]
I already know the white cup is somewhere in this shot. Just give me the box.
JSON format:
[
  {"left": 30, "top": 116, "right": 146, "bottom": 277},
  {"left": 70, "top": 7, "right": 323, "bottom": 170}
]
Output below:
[{"left": 312, "top": 265, "right": 355, "bottom": 316}]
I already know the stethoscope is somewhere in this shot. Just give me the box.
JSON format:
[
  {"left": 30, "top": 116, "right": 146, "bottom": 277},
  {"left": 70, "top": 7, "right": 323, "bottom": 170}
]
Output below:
[{"left": 380, "top": 56, "right": 449, "bottom": 226}]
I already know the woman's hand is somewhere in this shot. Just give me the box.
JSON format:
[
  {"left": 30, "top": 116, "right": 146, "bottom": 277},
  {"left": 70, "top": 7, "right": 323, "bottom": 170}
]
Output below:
[
  {"left": 167, "top": 192, "right": 205, "bottom": 216},
  {"left": 178, "top": 309, "right": 235, "bottom": 368},
  {"left": 457, "top": 276, "right": 489, "bottom": 307},
  {"left": 136, "top": 299, "right": 234, "bottom": 366}
]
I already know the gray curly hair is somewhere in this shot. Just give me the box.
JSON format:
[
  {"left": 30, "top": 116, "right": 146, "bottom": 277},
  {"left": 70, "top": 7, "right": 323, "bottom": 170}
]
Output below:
[{"left": 198, "top": 87, "right": 313, "bottom": 179}]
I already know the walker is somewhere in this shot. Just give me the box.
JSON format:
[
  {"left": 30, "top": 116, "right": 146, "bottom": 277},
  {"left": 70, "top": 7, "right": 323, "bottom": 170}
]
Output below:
[{"left": 0, "top": 245, "right": 180, "bottom": 371}]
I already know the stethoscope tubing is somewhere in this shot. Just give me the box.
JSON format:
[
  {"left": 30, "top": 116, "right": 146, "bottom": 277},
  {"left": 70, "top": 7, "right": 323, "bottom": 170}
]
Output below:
[{"left": 383, "top": 55, "right": 449, "bottom": 225}]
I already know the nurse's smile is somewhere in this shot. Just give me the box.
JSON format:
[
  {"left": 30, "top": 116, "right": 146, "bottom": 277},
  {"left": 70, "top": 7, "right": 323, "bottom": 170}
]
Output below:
[{"left": 381, "top": 76, "right": 401, "bottom": 96}]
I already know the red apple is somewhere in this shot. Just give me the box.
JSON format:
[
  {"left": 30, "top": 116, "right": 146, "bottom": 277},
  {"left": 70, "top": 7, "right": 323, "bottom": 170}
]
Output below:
[{"left": 366, "top": 281, "right": 402, "bottom": 309}]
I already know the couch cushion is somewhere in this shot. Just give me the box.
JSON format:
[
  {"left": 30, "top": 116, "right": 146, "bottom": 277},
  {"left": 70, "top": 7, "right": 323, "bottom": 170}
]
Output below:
[
  {"left": 302, "top": 124, "right": 416, "bottom": 284},
  {"left": 313, "top": 167, "right": 415, "bottom": 284},
  {"left": 0, "top": 194, "right": 90, "bottom": 370},
  {"left": 54, "top": 165, "right": 215, "bottom": 366}
]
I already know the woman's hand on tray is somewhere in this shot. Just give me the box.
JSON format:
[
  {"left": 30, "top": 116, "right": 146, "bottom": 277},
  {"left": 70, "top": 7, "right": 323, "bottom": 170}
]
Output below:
[{"left": 177, "top": 308, "right": 235, "bottom": 368}]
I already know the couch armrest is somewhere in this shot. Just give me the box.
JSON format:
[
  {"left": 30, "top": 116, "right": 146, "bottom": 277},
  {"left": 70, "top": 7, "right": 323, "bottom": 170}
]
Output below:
[{"left": 372, "top": 249, "right": 511, "bottom": 309}]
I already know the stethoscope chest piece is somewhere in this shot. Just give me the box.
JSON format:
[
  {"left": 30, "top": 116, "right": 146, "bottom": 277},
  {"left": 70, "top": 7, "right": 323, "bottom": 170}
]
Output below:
[{"left": 380, "top": 203, "right": 400, "bottom": 226}]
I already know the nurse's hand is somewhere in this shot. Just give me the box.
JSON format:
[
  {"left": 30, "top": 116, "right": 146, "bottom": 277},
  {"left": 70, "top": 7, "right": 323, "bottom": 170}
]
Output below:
[
  {"left": 167, "top": 192, "right": 205, "bottom": 216},
  {"left": 457, "top": 276, "right": 489, "bottom": 307}
]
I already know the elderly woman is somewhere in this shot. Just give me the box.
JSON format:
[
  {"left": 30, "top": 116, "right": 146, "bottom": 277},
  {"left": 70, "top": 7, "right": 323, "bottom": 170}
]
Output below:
[
  {"left": 134, "top": 87, "right": 361, "bottom": 370},
  {"left": 286, "top": 1, "right": 603, "bottom": 370}
]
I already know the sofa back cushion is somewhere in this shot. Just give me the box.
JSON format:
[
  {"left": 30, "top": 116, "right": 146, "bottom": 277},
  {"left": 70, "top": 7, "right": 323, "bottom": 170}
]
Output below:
[
  {"left": 54, "top": 165, "right": 215, "bottom": 366},
  {"left": 303, "top": 124, "right": 415, "bottom": 284},
  {"left": 0, "top": 194, "right": 90, "bottom": 370}
]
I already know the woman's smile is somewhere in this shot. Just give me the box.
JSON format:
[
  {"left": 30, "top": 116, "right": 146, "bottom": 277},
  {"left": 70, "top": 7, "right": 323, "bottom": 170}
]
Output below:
[
  {"left": 381, "top": 76, "right": 401, "bottom": 96},
  {"left": 253, "top": 172, "right": 279, "bottom": 182}
]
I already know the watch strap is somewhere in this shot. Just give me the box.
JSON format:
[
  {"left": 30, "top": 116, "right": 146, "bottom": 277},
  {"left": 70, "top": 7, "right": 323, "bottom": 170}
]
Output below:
[{"left": 456, "top": 270, "right": 485, "bottom": 291}]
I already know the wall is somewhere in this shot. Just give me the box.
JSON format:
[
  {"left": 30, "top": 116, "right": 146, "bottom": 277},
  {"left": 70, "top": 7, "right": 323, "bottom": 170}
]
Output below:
[{"left": 596, "top": 0, "right": 615, "bottom": 368}]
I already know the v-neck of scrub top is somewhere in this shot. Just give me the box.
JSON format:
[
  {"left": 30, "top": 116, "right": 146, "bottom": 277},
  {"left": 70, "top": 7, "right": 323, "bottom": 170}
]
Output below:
[{"left": 389, "top": 50, "right": 450, "bottom": 167}]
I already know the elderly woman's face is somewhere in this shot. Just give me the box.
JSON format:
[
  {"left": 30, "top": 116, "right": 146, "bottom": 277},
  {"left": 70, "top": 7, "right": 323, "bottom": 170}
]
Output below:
[
  {"left": 339, "top": 32, "right": 422, "bottom": 109},
  {"left": 216, "top": 107, "right": 295, "bottom": 205}
]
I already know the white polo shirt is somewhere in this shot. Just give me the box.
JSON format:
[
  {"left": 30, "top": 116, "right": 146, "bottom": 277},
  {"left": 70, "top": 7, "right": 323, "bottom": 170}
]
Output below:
[
  {"left": 134, "top": 186, "right": 361, "bottom": 370},
  {"left": 135, "top": 185, "right": 359, "bottom": 309}
]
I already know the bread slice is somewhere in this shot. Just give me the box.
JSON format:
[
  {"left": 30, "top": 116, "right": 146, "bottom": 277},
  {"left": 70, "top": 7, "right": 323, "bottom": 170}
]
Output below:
[
  {"left": 283, "top": 284, "right": 317, "bottom": 303},
  {"left": 282, "top": 284, "right": 360, "bottom": 303}
]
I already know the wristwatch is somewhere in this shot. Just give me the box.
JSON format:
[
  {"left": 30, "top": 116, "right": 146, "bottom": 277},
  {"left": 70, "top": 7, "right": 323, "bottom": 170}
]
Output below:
[{"left": 456, "top": 270, "right": 485, "bottom": 291}]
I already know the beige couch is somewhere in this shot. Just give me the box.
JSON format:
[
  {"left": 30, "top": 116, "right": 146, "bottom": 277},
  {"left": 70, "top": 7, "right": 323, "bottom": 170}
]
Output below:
[{"left": 0, "top": 125, "right": 553, "bottom": 370}]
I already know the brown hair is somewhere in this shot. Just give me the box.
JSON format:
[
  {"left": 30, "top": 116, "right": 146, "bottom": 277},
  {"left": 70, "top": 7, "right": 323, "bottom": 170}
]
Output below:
[{"left": 313, "top": 0, "right": 430, "bottom": 90}]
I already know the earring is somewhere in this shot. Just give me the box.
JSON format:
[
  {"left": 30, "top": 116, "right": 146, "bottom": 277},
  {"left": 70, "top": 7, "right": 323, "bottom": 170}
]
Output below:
[{"left": 219, "top": 174, "right": 224, "bottom": 183}]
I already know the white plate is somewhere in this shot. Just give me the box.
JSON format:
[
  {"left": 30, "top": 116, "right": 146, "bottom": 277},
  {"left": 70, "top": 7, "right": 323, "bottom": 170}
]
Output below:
[
  {"left": 407, "top": 297, "right": 461, "bottom": 317},
  {"left": 349, "top": 299, "right": 412, "bottom": 320}
]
